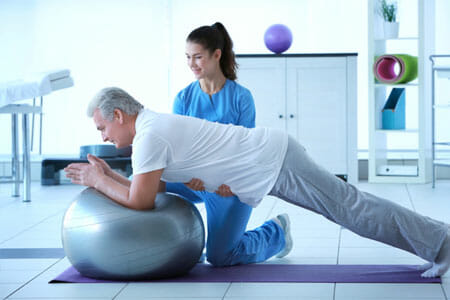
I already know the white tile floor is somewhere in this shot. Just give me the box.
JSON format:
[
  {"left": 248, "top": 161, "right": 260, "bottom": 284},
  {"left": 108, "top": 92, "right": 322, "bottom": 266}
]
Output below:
[{"left": 1, "top": 180, "right": 450, "bottom": 299}]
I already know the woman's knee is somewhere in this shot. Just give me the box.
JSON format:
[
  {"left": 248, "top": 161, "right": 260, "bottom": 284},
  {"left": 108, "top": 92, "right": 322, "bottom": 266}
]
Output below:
[{"left": 206, "top": 248, "right": 234, "bottom": 267}]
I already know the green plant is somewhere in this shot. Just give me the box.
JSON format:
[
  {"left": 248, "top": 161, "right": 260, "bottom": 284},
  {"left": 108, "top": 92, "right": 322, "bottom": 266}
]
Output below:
[{"left": 379, "top": 0, "right": 397, "bottom": 22}]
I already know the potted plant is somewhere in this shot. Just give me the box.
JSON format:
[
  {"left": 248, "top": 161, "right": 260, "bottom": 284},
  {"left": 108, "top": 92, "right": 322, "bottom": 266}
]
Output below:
[{"left": 379, "top": 0, "right": 399, "bottom": 38}]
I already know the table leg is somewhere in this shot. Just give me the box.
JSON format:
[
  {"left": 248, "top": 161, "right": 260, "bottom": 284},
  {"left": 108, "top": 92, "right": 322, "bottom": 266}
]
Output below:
[
  {"left": 11, "top": 113, "right": 20, "bottom": 197},
  {"left": 22, "top": 113, "right": 31, "bottom": 202}
]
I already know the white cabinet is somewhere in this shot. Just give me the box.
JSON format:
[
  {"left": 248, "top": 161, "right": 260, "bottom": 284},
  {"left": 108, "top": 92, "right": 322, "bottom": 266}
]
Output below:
[
  {"left": 235, "top": 57, "right": 287, "bottom": 132},
  {"left": 367, "top": 0, "right": 434, "bottom": 183},
  {"left": 236, "top": 54, "right": 357, "bottom": 184}
]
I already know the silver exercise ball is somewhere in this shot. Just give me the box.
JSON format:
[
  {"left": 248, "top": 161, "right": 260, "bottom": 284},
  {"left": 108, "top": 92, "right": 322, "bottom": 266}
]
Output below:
[{"left": 62, "top": 188, "right": 205, "bottom": 280}]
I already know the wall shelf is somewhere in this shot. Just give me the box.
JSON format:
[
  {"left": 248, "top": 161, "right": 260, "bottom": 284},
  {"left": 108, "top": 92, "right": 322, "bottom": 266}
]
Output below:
[
  {"left": 375, "top": 83, "right": 419, "bottom": 87},
  {"left": 368, "top": 0, "right": 434, "bottom": 183},
  {"left": 375, "top": 37, "right": 419, "bottom": 41},
  {"left": 375, "top": 129, "right": 419, "bottom": 133},
  {"left": 434, "top": 159, "right": 450, "bottom": 166},
  {"left": 433, "top": 104, "right": 450, "bottom": 109},
  {"left": 435, "top": 67, "right": 450, "bottom": 71}
]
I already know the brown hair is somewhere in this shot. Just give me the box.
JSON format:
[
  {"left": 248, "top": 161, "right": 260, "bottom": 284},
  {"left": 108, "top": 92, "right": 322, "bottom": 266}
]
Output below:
[{"left": 187, "top": 22, "right": 237, "bottom": 80}]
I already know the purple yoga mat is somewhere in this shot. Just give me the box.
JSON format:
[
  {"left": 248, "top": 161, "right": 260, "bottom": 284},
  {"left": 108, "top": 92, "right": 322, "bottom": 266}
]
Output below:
[{"left": 50, "top": 264, "right": 441, "bottom": 284}]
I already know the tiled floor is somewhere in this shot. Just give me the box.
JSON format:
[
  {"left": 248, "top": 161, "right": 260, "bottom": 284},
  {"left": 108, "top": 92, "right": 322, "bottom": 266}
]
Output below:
[{"left": 1, "top": 180, "right": 450, "bottom": 299}]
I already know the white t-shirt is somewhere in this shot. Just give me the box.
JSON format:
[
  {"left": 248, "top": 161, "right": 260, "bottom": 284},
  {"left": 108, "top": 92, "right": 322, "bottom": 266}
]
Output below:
[{"left": 132, "top": 109, "right": 288, "bottom": 207}]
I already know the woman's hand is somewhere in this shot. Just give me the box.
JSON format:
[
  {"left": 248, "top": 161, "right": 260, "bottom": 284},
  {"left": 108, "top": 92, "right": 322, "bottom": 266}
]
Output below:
[
  {"left": 215, "top": 184, "right": 234, "bottom": 197},
  {"left": 64, "top": 154, "right": 105, "bottom": 187},
  {"left": 184, "top": 178, "right": 205, "bottom": 191}
]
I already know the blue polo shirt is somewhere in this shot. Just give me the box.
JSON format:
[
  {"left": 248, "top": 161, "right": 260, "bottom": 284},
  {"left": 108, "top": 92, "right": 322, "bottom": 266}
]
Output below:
[{"left": 173, "top": 79, "right": 255, "bottom": 128}]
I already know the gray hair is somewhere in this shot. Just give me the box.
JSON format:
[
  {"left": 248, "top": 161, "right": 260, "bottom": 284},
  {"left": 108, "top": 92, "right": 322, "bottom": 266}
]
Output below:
[{"left": 87, "top": 87, "right": 144, "bottom": 120}]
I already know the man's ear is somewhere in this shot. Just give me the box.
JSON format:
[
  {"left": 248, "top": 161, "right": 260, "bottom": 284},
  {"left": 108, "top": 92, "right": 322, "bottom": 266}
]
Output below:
[{"left": 113, "top": 109, "right": 124, "bottom": 124}]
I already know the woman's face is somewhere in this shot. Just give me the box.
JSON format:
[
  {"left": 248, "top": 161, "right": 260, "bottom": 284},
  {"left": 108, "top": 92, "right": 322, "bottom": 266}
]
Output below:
[{"left": 185, "top": 42, "right": 221, "bottom": 79}]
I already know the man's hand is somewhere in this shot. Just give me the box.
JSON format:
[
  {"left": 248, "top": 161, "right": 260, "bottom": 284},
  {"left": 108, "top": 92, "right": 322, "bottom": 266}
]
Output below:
[
  {"left": 64, "top": 154, "right": 105, "bottom": 188},
  {"left": 215, "top": 184, "right": 234, "bottom": 197},
  {"left": 86, "top": 154, "right": 113, "bottom": 177},
  {"left": 184, "top": 178, "right": 205, "bottom": 191}
]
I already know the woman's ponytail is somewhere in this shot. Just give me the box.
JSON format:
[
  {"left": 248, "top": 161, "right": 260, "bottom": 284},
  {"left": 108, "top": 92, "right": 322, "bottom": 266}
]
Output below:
[{"left": 211, "top": 22, "right": 237, "bottom": 80}]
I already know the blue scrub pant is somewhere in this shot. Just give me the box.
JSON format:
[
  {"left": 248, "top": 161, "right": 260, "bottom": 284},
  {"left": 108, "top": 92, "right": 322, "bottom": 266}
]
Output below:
[{"left": 166, "top": 182, "right": 285, "bottom": 267}]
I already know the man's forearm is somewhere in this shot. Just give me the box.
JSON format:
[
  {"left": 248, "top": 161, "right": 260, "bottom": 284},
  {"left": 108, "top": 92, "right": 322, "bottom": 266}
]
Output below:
[
  {"left": 107, "top": 169, "right": 131, "bottom": 187},
  {"left": 106, "top": 171, "right": 166, "bottom": 193},
  {"left": 94, "top": 174, "right": 132, "bottom": 208}
]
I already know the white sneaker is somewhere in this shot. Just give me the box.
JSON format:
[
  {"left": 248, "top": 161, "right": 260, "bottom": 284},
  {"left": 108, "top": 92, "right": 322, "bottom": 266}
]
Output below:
[{"left": 274, "top": 213, "right": 293, "bottom": 258}]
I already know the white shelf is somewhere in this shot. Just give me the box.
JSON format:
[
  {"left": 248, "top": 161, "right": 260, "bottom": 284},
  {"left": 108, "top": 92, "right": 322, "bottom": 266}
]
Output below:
[
  {"left": 436, "top": 68, "right": 450, "bottom": 79},
  {"left": 375, "top": 129, "right": 418, "bottom": 133},
  {"left": 375, "top": 83, "right": 419, "bottom": 87},
  {"left": 434, "top": 159, "right": 450, "bottom": 166},
  {"left": 368, "top": 0, "right": 433, "bottom": 184},
  {"left": 374, "top": 151, "right": 420, "bottom": 160},
  {"left": 433, "top": 104, "right": 450, "bottom": 109},
  {"left": 375, "top": 37, "right": 419, "bottom": 41},
  {"left": 434, "top": 66, "right": 450, "bottom": 72}
]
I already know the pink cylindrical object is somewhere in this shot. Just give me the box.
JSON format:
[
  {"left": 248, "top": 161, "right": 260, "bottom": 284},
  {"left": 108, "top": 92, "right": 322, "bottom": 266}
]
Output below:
[{"left": 373, "top": 55, "right": 406, "bottom": 83}]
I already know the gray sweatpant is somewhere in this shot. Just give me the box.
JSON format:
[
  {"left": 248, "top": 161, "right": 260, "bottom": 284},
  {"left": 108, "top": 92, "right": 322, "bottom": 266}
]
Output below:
[{"left": 269, "top": 135, "right": 448, "bottom": 262}]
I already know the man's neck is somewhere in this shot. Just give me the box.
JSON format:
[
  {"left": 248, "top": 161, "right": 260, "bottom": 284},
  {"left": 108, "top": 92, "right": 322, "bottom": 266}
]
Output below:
[{"left": 128, "top": 112, "right": 139, "bottom": 138}]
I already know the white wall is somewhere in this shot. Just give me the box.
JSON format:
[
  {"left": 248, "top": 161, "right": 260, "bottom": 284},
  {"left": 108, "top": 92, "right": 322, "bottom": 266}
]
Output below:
[
  {"left": 436, "top": 0, "right": 450, "bottom": 53},
  {"left": 1, "top": 0, "right": 448, "bottom": 157},
  {"left": 0, "top": 1, "right": 36, "bottom": 155},
  {"left": 0, "top": 0, "right": 170, "bottom": 155}
]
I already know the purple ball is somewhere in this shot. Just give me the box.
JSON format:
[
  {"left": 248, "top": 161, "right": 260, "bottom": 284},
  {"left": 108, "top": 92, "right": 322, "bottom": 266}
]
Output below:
[{"left": 264, "top": 24, "right": 293, "bottom": 54}]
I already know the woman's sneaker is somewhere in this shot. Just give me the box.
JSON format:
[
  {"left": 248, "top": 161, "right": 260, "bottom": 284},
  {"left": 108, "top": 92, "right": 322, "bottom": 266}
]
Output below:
[{"left": 272, "top": 213, "right": 293, "bottom": 258}]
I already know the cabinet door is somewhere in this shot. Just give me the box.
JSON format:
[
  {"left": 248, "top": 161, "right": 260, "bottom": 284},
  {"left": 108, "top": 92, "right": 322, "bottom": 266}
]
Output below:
[
  {"left": 287, "top": 57, "right": 348, "bottom": 174},
  {"left": 236, "top": 57, "right": 286, "bottom": 131}
]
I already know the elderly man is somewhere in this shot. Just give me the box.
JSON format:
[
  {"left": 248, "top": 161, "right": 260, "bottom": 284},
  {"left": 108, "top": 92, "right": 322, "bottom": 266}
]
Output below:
[{"left": 65, "top": 87, "right": 450, "bottom": 278}]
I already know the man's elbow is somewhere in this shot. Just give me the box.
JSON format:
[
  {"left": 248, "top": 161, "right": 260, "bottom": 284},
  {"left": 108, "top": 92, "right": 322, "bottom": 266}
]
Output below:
[
  {"left": 131, "top": 203, "right": 155, "bottom": 211},
  {"left": 128, "top": 196, "right": 155, "bottom": 211}
]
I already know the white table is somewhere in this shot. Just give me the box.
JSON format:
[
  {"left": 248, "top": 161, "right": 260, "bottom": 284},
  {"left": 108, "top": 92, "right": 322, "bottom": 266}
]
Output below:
[{"left": 0, "top": 70, "right": 74, "bottom": 201}]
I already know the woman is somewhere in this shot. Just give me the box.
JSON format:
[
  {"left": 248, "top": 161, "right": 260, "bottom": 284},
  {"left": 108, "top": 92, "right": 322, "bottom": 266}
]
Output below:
[{"left": 165, "top": 22, "right": 291, "bottom": 266}]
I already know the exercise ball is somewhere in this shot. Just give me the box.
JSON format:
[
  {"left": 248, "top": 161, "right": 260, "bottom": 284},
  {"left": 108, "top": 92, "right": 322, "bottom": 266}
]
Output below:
[
  {"left": 264, "top": 24, "right": 293, "bottom": 54},
  {"left": 62, "top": 188, "right": 205, "bottom": 280}
]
